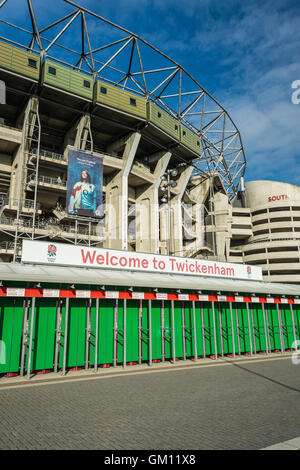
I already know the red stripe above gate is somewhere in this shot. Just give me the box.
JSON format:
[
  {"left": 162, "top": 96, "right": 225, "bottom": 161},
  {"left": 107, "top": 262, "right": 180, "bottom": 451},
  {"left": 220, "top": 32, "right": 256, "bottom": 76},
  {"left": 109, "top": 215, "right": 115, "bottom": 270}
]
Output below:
[{"left": 0, "top": 286, "right": 297, "bottom": 303}]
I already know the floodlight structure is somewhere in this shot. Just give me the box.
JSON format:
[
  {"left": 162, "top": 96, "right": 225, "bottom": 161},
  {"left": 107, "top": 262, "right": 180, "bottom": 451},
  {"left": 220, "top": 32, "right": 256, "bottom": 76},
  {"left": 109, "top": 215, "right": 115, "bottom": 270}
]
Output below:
[{"left": 0, "top": 0, "right": 246, "bottom": 200}]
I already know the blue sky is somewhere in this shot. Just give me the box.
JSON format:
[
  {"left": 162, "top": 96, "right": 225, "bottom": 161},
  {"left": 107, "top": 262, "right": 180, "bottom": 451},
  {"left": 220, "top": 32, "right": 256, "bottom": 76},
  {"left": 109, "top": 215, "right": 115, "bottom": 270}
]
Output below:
[{"left": 1, "top": 0, "right": 300, "bottom": 185}]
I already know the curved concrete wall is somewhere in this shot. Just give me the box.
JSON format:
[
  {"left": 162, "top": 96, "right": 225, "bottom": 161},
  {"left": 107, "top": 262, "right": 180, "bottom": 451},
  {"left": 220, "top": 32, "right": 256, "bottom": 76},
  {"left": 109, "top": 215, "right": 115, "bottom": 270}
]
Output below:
[
  {"left": 245, "top": 180, "right": 300, "bottom": 210},
  {"left": 243, "top": 180, "right": 300, "bottom": 284}
]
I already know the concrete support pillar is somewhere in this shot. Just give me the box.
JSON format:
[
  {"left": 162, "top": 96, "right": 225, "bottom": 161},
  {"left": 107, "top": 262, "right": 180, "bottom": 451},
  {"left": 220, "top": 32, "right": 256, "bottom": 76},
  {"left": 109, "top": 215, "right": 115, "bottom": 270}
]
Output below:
[
  {"left": 182, "top": 177, "right": 209, "bottom": 257},
  {"left": 104, "top": 132, "right": 141, "bottom": 250},
  {"left": 212, "top": 191, "right": 232, "bottom": 261},
  {"left": 170, "top": 166, "right": 193, "bottom": 257},
  {"left": 159, "top": 203, "right": 169, "bottom": 255},
  {"left": 64, "top": 114, "right": 92, "bottom": 155},
  {"left": 135, "top": 151, "right": 171, "bottom": 254},
  {"left": 190, "top": 179, "right": 208, "bottom": 252},
  {"left": 195, "top": 204, "right": 205, "bottom": 246}
]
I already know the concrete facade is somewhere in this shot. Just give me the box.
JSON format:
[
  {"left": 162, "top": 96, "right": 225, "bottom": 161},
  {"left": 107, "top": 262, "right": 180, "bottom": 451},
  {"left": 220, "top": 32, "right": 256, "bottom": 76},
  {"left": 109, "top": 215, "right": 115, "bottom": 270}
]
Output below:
[
  {"left": 0, "top": 75, "right": 299, "bottom": 284},
  {"left": 229, "top": 180, "right": 300, "bottom": 284},
  {"left": 0, "top": 90, "right": 229, "bottom": 262},
  {"left": 243, "top": 181, "right": 300, "bottom": 284},
  {"left": 1, "top": 61, "right": 245, "bottom": 264}
]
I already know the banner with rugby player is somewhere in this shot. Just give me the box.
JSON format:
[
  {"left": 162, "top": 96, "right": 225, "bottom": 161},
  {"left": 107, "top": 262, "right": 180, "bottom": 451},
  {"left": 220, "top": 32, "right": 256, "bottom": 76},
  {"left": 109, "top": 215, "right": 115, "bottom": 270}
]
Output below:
[{"left": 66, "top": 150, "right": 103, "bottom": 218}]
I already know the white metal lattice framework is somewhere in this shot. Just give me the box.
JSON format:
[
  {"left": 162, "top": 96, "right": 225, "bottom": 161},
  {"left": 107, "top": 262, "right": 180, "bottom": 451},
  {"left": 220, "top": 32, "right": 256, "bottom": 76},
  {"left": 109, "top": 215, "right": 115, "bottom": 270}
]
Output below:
[{"left": 0, "top": 0, "right": 246, "bottom": 200}]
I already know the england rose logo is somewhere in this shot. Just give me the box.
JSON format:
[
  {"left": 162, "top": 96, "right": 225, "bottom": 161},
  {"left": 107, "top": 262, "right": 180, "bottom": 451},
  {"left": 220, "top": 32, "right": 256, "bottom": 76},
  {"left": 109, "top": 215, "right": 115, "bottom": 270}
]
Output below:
[
  {"left": 47, "top": 244, "right": 57, "bottom": 263},
  {"left": 247, "top": 265, "right": 252, "bottom": 277}
]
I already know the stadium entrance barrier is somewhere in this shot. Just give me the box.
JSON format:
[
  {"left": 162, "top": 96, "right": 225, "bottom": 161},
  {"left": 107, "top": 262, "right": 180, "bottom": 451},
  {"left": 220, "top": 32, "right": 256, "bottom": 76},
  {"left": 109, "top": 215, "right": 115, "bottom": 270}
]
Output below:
[{"left": 0, "top": 288, "right": 299, "bottom": 379}]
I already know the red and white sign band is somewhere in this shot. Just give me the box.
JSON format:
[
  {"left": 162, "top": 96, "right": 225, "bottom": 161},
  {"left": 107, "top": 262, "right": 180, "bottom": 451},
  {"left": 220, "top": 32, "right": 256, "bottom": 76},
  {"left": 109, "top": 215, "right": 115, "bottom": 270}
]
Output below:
[{"left": 0, "top": 287, "right": 297, "bottom": 304}]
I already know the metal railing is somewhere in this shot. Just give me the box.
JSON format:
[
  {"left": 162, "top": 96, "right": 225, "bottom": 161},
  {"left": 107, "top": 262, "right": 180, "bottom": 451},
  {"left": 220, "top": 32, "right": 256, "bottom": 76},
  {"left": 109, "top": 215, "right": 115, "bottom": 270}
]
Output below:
[
  {"left": 0, "top": 215, "right": 51, "bottom": 229},
  {"left": 0, "top": 216, "right": 102, "bottom": 238},
  {"left": 30, "top": 148, "right": 67, "bottom": 162},
  {"left": 183, "top": 240, "right": 214, "bottom": 258},
  {"left": 54, "top": 205, "right": 106, "bottom": 223},
  {"left": 27, "top": 175, "right": 67, "bottom": 187},
  {"left": 32, "top": 146, "right": 121, "bottom": 163},
  {"left": 60, "top": 225, "right": 99, "bottom": 237},
  {"left": 93, "top": 146, "right": 124, "bottom": 160},
  {"left": 0, "top": 196, "right": 41, "bottom": 211},
  {"left": 0, "top": 241, "right": 21, "bottom": 252},
  {"left": 0, "top": 122, "right": 21, "bottom": 132}
]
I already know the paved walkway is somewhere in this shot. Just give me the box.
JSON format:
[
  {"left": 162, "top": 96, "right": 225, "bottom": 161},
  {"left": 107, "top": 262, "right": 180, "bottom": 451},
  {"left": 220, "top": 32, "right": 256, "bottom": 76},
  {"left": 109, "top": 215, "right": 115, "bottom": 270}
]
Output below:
[
  {"left": 0, "top": 356, "right": 299, "bottom": 449},
  {"left": 262, "top": 437, "right": 300, "bottom": 450},
  {"left": 0, "top": 351, "right": 294, "bottom": 388}
]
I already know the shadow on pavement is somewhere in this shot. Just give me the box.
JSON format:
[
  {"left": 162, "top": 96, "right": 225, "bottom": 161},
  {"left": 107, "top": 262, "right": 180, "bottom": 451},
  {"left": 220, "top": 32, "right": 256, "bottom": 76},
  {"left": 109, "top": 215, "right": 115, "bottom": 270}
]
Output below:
[{"left": 225, "top": 358, "right": 300, "bottom": 394}]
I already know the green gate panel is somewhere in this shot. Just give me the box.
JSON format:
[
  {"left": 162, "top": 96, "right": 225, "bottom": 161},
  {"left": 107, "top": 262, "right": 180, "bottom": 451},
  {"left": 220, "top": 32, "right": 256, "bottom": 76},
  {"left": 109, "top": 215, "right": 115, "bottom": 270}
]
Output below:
[
  {"left": 174, "top": 301, "right": 184, "bottom": 359},
  {"left": 89, "top": 299, "right": 114, "bottom": 366},
  {"left": 29, "top": 299, "right": 57, "bottom": 372},
  {"left": 220, "top": 304, "right": 233, "bottom": 355},
  {"left": 194, "top": 303, "right": 203, "bottom": 357},
  {"left": 0, "top": 298, "right": 24, "bottom": 374},
  {"left": 266, "top": 306, "right": 282, "bottom": 351},
  {"left": 292, "top": 305, "right": 300, "bottom": 342},
  {"left": 203, "top": 304, "right": 216, "bottom": 356},
  {"left": 150, "top": 300, "right": 162, "bottom": 361},
  {"left": 231, "top": 305, "right": 240, "bottom": 354},
  {"left": 58, "top": 300, "right": 67, "bottom": 369},
  {"left": 237, "top": 305, "right": 252, "bottom": 353},
  {"left": 183, "top": 302, "right": 194, "bottom": 358},
  {"left": 213, "top": 304, "right": 222, "bottom": 356},
  {"left": 126, "top": 300, "right": 139, "bottom": 363},
  {"left": 280, "top": 306, "right": 295, "bottom": 349},
  {"left": 164, "top": 301, "right": 173, "bottom": 359},
  {"left": 59, "top": 299, "right": 87, "bottom": 369},
  {"left": 295, "top": 307, "right": 300, "bottom": 340},
  {"left": 89, "top": 300, "right": 97, "bottom": 367},
  {"left": 252, "top": 306, "right": 268, "bottom": 352},
  {"left": 117, "top": 300, "right": 124, "bottom": 364},
  {"left": 141, "top": 300, "right": 149, "bottom": 362},
  {"left": 99, "top": 299, "right": 114, "bottom": 365},
  {"left": 2, "top": 296, "right": 298, "bottom": 378}
]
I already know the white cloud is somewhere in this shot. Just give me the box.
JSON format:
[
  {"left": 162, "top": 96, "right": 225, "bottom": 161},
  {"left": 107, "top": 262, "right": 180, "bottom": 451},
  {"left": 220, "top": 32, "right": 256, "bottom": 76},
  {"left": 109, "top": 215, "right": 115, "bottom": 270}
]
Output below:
[{"left": 188, "top": 1, "right": 300, "bottom": 185}]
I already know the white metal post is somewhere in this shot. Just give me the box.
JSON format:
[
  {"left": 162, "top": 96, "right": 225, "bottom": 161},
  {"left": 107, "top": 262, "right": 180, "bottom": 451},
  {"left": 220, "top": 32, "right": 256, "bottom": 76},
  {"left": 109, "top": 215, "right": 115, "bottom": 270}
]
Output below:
[
  {"left": 27, "top": 297, "right": 36, "bottom": 380},
  {"left": 94, "top": 298, "right": 99, "bottom": 373},
  {"left": 62, "top": 298, "right": 69, "bottom": 376},
  {"left": 192, "top": 300, "right": 198, "bottom": 361}
]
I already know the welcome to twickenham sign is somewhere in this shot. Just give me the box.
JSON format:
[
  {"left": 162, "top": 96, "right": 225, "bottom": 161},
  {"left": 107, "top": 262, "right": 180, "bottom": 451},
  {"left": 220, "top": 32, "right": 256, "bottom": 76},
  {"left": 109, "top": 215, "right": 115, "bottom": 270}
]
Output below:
[{"left": 21, "top": 240, "right": 262, "bottom": 281}]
